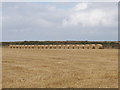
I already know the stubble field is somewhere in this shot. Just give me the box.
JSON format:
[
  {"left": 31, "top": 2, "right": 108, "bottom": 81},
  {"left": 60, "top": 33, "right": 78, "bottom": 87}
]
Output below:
[{"left": 2, "top": 48, "right": 118, "bottom": 88}]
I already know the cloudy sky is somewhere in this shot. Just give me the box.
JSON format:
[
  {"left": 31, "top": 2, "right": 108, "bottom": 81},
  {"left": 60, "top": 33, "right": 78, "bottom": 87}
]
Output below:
[{"left": 2, "top": 2, "right": 118, "bottom": 41}]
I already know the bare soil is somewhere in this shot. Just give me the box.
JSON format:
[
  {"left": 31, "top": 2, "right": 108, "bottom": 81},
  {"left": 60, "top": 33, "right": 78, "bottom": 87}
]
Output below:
[{"left": 2, "top": 48, "right": 118, "bottom": 88}]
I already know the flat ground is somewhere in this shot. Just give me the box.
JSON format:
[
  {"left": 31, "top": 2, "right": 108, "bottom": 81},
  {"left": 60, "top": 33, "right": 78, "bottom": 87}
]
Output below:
[
  {"left": 2, "top": 48, "right": 118, "bottom": 88},
  {"left": 0, "top": 48, "right": 2, "bottom": 89}
]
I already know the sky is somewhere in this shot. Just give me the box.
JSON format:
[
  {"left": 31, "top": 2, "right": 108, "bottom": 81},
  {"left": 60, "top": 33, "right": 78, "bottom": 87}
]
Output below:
[{"left": 2, "top": 2, "right": 118, "bottom": 41}]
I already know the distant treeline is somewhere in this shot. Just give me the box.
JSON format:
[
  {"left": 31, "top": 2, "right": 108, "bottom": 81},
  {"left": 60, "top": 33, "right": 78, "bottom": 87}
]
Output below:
[{"left": 1, "top": 41, "right": 120, "bottom": 49}]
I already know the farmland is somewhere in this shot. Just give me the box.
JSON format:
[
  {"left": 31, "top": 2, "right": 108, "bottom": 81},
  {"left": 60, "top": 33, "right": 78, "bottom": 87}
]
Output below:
[
  {"left": 2, "top": 48, "right": 118, "bottom": 88},
  {"left": 0, "top": 48, "right": 2, "bottom": 89}
]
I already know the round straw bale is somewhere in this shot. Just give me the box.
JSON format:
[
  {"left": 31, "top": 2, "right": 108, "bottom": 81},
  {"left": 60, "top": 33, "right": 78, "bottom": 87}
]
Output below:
[
  {"left": 61, "top": 45, "right": 65, "bottom": 49},
  {"left": 17, "top": 45, "right": 20, "bottom": 48},
  {"left": 58, "top": 45, "right": 62, "bottom": 49},
  {"left": 35, "top": 45, "right": 38, "bottom": 48},
  {"left": 48, "top": 45, "right": 53, "bottom": 49},
  {"left": 84, "top": 44, "right": 90, "bottom": 49},
  {"left": 24, "top": 45, "right": 28, "bottom": 48},
  {"left": 15, "top": 45, "right": 18, "bottom": 48},
  {"left": 66, "top": 45, "right": 70, "bottom": 49},
  {"left": 70, "top": 45, "right": 75, "bottom": 49},
  {"left": 44, "top": 45, "right": 48, "bottom": 49},
  {"left": 29, "top": 45, "right": 34, "bottom": 49},
  {"left": 95, "top": 44, "right": 103, "bottom": 49},
  {"left": 27, "top": 45, "right": 31, "bottom": 49},
  {"left": 13, "top": 45, "right": 16, "bottom": 48},
  {"left": 37, "top": 45, "right": 41, "bottom": 49},
  {"left": 75, "top": 45, "right": 80, "bottom": 49},
  {"left": 52, "top": 45, "right": 57, "bottom": 49},
  {"left": 89, "top": 44, "right": 96, "bottom": 49},
  {"left": 68, "top": 45, "right": 73, "bottom": 49},
  {"left": 18, "top": 45, "right": 22, "bottom": 49},
  {"left": 64, "top": 45, "right": 67, "bottom": 49},
  {"left": 9, "top": 45, "right": 13, "bottom": 48},
  {"left": 43, "top": 45, "right": 45, "bottom": 49},
  {"left": 20, "top": 45, "right": 23, "bottom": 48},
  {"left": 11, "top": 45, "right": 13, "bottom": 48},
  {"left": 55, "top": 45, "right": 59, "bottom": 49},
  {"left": 80, "top": 45, "right": 85, "bottom": 49}
]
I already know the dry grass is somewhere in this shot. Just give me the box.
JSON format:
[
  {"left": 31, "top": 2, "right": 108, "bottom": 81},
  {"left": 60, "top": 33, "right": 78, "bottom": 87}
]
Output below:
[
  {"left": 2, "top": 48, "right": 118, "bottom": 88},
  {"left": 0, "top": 48, "right": 2, "bottom": 89}
]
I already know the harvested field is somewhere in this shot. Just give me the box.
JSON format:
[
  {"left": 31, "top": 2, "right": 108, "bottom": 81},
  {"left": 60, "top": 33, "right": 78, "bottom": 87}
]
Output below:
[
  {"left": 0, "top": 48, "right": 2, "bottom": 89},
  {"left": 2, "top": 48, "right": 118, "bottom": 88}
]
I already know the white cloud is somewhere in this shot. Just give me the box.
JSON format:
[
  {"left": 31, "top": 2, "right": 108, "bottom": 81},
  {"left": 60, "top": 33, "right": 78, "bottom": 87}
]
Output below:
[
  {"left": 62, "top": 3, "right": 117, "bottom": 27},
  {"left": 73, "top": 3, "right": 88, "bottom": 11},
  {"left": 35, "top": 18, "right": 54, "bottom": 28},
  {"left": 2, "top": 0, "right": 119, "bottom": 2},
  {"left": 2, "top": 2, "right": 118, "bottom": 41}
]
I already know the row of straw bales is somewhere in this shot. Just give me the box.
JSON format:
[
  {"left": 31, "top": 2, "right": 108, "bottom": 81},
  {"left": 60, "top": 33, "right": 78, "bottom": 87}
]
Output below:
[{"left": 9, "top": 44, "right": 103, "bottom": 49}]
